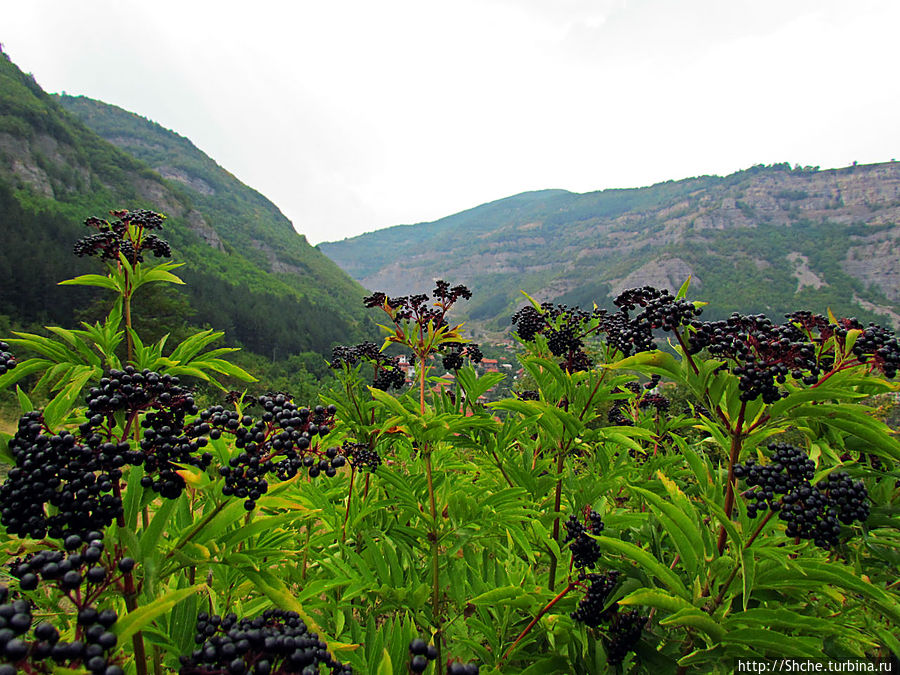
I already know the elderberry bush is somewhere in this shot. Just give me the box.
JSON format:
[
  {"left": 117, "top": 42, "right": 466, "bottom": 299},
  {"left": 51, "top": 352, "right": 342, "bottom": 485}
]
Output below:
[
  {"left": 208, "top": 394, "right": 340, "bottom": 510},
  {"left": 0, "top": 341, "right": 16, "bottom": 375},
  {"left": 178, "top": 609, "right": 351, "bottom": 674},
  {"left": 73, "top": 209, "right": 171, "bottom": 265},
  {"left": 1, "top": 532, "right": 124, "bottom": 674},
  {"left": 734, "top": 442, "right": 870, "bottom": 548}
]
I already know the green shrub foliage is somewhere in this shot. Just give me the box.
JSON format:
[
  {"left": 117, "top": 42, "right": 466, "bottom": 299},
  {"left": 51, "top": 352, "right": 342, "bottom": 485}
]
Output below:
[{"left": 0, "top": 211, "right": 897, "bottom": 674}]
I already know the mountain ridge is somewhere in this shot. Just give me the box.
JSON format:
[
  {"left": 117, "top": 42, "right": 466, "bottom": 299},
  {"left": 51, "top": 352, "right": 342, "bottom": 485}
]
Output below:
[
  {"left": 319, "top": 162, "right": 900, "bottom": 335},
  {"left": 0, "top": 49, "right": 375, "bottom": 360}
]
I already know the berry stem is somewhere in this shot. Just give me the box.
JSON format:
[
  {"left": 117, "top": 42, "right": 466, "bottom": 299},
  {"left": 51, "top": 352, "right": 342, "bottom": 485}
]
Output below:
[
  {"left": 709, "top": 509, "right": 775, "bottom": 613},
  {"left": 342, "top": 466, "right": 356, "bottom": 543},
  {"left": 113, "top": 479, "right": 149, "bottom": 675},
  {"left": 547, "top": 450, "right": 566, "bottom": 591},
  {"left": 717, "top": 400, "right": 747, "bottom": 556},
  {"left": 501, "top": 580, "right": 576, "bottom": 663},
  {"left": 425, "top": 449, "right": 444, "bottom": 675}
]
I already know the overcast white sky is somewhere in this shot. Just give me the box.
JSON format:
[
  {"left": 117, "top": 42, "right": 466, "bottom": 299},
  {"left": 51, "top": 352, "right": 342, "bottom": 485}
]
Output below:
[{"left": 2, "top": 1, "right": 898, "bottom": 244}]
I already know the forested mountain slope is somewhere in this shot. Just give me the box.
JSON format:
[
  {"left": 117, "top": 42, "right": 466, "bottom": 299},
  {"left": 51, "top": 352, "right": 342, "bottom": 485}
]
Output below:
[
  {"left": 0, "top": 49, "right": 375, "bottom": 358},
  {"left": 320, "top": 163, "right": 900, "bottom": 333}
]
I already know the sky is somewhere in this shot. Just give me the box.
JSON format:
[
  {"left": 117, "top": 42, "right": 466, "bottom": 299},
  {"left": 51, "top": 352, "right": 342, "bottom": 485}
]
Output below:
[{"left": 2, "top": 0, "right": 898, "bottom": 245}]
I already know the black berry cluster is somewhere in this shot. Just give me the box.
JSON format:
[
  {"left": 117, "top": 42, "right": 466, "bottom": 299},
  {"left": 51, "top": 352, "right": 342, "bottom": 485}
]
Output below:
[
  {"left": 408, "top": 637, "right": 438, "bottom": 673},
  {"left": 734, "top": 442, "right": 870, "bottom": 548},
  {"left": 613, "top": 286, "right": 702, "bottom": 334},
  {"left": 1, "top": 533, "right": 125, "bottom": 674},
  {"left": 440, "top": 341, "right": 483, "bottom": 371},
  {"left": 511, "top": 303, "right": 604, "bottom": 371},
  {"left": 341, "top": 442, "right": 381, "bottom": 473},
  {"left": 73, "top": 209, "right": 171, "bottom": 265},
  {"left": 563, "top": 508, "right": 605, "bottom": 570},
  {"left": 570, "top": 570, "right": 646, "bottom": 666},
  {"left": 447, "top": 662, "right": 480, "bottom": 675},
  {"left": 0, "top": 412, "right": 124, "bottom": 540},
  {"left": 207, "top": 395, "right": 339, "bottom": 510},
  {"left": 786, "top": 312, "right": 900, "bottom": 379},
  {"left": 0, "top": 341, "right": 16, "bottom": 375},
  {"left": 688, "top": 313, "right": 823, "bottom": 402},
  {"left": 570, "top": 570, "right": 621, "bottom": 628},
  {"left": 363, "top": 281, "right": 472, "bottom": 329},
  {"left": 178, "top": 609, "right": 351, "bottom": 674},
  {"left": 80, "top": 366, "right": 209, "bottom": 500},
  {"left": 603, "top": 609, "right": 646, "bottom": 667},
  {"left": 330, "top": 342, "right": 407, "bottom": 391}
]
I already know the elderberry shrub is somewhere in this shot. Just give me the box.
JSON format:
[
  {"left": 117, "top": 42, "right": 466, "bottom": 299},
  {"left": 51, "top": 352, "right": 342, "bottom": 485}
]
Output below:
[
  {"left": 563, "top": 508, "right": 604, "bottom": 570},
  {"left": 0, "top": 341, "right": 16, "bottom": 375},
  {"left": 1, "top": 533, "right": 124, "bottom": 673},
  {"left": 206, "top": 394, "right": 339, "bottom": 510},
  {"left": 733, "top": 442, "right": 870, "bottom": 548},
  {"left": 330, "top": 342, "right": 407, "bottom": 391},
  {"left": 73, "top": 209, "right": 171, "bottom": 265},
  {"left": 408, "top": 637, "right": 439, "bottom": 673},
  {"left": 178, "top": 609, "right": 351, "bottom": 674}
]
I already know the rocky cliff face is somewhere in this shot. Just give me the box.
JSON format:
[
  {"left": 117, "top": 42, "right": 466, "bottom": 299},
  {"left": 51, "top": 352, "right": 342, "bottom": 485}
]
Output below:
[{"left": 321, "top": 162, "right": 900, "bottom": 333}]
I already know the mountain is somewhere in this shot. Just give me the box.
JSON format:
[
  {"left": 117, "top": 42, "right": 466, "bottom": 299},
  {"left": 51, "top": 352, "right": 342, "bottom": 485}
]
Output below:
[
  {"left": 319, "top": 163, "right": 900, "bottom": 334},
  {"left": 0, "top": 48, "right": 375, "bottom": 359}
]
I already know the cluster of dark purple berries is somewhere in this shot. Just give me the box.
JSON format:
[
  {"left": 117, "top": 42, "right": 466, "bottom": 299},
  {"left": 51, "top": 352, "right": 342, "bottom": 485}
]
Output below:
[
  {"left": 613, "top": 286, "right": 702, "bottom": 335},
  {"left": 363, "top": 281, "right": 472, "bottom": 329},
  {"left": 787, "top": 312, "right": 900, "bottom": 379},
  {"left": 447, "top": 662, "right": 480, "bottom": 675},
  {"left": 734, "top": 442, "right": 870, "bottom": 548},
  {"left": 0, "top": 341, "right": 16, "bottom": 376},
  {"left": 440, "top": 342, "right": 483, "bottom": 371},
  {"left": 73, "top": 209, "right": 171, "bottom": 265},
  {"left": 1, "top": 533, "right": 126, "bottom": 674},
  {"left": 207, "top": 395, "right": 339, "bottom": 510},
  {"left": 688, "top": 313, "right": 823, "bottom": 402},
  {"left": 563, "top": 507, "right": 604, "bottom": 570},
  {"left": 511, "top": 303, "right": 601, "bottom": 371},
  {"left": 178, "top": 609, "right": 351, "bottom": 674},
  {"left": 569, "top": 570, "right": 645, "bottom": 666},
  {"left": 341, "top": 441, "right": 381, "bottom": 473},
  {"left": 330, "top": 341, "right": 407, "bottom": 391},
  {"left": 0, "top": 411, "right": 125, "bottom": 540},
  {"left": 81, "top": 366, "right": 211, "bottom": 500},
  {"left": 408, "top": 637, "right": 438, "bottom": 673}
]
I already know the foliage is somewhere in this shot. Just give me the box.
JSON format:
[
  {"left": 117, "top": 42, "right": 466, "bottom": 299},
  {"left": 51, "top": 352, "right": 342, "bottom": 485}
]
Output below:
[{"left": 2, "top": 216, "right": 898, "bottom": 675}]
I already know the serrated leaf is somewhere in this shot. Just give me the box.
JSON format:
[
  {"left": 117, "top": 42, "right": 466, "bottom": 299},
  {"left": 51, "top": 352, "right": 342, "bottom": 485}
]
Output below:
[{"left": 58, "top": 273, "right": 120, "bottom": 291}]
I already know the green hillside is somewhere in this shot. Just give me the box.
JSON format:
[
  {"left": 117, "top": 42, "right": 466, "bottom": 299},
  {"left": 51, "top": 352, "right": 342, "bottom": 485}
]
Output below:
[
  {"left": 0, "top": 49, "right": 375, "bottom": 361},
  {"left": 320, "top": 163, "right": 900, "bottom": 336}
]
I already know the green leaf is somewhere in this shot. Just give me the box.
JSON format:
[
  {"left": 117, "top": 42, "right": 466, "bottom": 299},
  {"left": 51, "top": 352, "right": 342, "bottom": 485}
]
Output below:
[
  {"left": 723, "top": 628, "right": 824, "bottom": 658},
  {"left": 58, "top": 273, "right": 120, "bottom": 291},
  {"left": 659, "top": 608, "right": 725, "bottom": 641},
  {"left": 375, "top": 649, "right": 392, "bottom": 675},
  {"left": 631, "top": 484, "right": 702, "bottom": 574},
  {"left": 595, "top": 536, "right": 689, "bottom": 598},
  {"left": 16, "top": 385, "right": 33, "bottom": 413},
  {"left": 115, "top": 583, "right": 207, "bottom": 642},
  {"left": 42, "top": 367, "right": 94, "bottom": 429}
]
